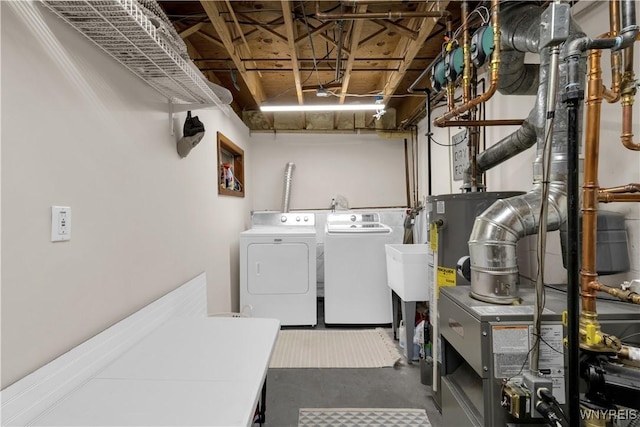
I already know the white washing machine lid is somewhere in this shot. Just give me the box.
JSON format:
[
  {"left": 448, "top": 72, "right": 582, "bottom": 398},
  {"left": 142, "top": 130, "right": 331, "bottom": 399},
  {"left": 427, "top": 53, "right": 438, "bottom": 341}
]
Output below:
[
  {"left": 326, "top": 222, "right": 391, "bottom": 234},
  {"left": 241, "top": 227, "right": 317, "bottom": 237}
]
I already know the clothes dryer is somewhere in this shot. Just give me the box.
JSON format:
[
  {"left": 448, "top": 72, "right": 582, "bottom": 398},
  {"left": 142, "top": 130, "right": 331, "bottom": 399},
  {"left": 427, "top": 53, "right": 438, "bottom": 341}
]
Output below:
[{"left": 240, "top": 213, "right": 317, "bottom": 326}]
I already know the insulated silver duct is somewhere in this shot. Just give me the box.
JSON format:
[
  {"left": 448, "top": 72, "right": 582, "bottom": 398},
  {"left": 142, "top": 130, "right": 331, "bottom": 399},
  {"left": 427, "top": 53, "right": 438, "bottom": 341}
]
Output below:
[
  {"left": 497, "top": 3, "right": 541, "bottom": 96},
  {"left": 463, "top": 3, "right": 542, "bottom": 184},
  {"left": 468, "top": 6, "right": 586, "bottom": 303},
  {"left": 282, "top": 162, "right": 295, "bottom": 213}
]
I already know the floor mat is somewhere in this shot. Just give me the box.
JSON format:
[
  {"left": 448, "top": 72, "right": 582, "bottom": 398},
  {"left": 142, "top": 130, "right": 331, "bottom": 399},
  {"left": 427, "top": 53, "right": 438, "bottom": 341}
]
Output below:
[
  {"left": 269, "top": 328, "right": 402, "bottom": 368},
  {"left": 298, "top": 408, "right": 431, "bottom": 427}
]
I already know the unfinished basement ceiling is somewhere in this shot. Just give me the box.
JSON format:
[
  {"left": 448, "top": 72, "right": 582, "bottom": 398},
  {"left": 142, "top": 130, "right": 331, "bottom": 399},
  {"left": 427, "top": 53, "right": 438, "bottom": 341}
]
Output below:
[{"left": 158, "top": 1, "right": 461, "bottom": 132}]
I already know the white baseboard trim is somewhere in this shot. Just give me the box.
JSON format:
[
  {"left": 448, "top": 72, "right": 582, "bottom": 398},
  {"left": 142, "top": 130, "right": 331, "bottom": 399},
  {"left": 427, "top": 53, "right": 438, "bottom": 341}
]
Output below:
[{"left": 1, "top": 272, "right": 207, "bottom": 426}]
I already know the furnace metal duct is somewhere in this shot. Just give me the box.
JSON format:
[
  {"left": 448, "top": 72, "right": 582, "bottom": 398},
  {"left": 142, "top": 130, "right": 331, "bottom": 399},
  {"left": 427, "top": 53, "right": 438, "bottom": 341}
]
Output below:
[
  {"left": 468, "top": 5, "right": 587, "bottom": 304},
  {"left": 282, "top": 162, "right": 295, "bottom": 213},
  {"left": 463, "top": 2, "right": 542, "bottom": 184}
]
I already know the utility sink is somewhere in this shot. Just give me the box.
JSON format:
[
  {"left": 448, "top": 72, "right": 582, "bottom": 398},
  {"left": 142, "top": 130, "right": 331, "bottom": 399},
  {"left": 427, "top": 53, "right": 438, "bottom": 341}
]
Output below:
[{"left": 385, "top": 244, "right": 430, "bottom": 302}]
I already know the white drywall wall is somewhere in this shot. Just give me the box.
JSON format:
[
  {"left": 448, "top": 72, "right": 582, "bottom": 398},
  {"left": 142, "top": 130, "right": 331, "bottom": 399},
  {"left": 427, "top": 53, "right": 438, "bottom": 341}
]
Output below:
[
  {"left": 249, "top": 132, "right": 408, "bottom": 210},
  {"left": 1, "top": 1, "right": 251, "bottom": 388}
]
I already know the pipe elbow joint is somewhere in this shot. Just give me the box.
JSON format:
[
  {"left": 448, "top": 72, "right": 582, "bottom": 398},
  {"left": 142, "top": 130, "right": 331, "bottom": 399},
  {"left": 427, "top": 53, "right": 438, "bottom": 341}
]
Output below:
[
  {"left": 468, "top": 196, "right": 533, "bottom": 267},
  {"left": 468, "top": 216, "right": 520, "bottom": 304},
  {"left": 613, "top": 25, "right": 640, "bottom": 51},
  {"left": 566, "top": 37, "right": 590, "bottom": 58}
]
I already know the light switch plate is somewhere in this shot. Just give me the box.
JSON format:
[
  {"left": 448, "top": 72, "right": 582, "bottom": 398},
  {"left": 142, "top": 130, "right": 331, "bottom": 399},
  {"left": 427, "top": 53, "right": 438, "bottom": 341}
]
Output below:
[{"left": 51, "top": 206, "right": 71, "bottom": 242}]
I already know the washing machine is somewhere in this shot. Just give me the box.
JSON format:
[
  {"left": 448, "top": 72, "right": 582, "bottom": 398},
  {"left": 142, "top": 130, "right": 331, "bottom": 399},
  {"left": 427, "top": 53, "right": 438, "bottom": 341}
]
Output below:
[
  {"left": 323, "top": 212, "right": 399, "bottom": 325},
  {"left": 240, "top": 212, "right": 317, "bottom": 326}
]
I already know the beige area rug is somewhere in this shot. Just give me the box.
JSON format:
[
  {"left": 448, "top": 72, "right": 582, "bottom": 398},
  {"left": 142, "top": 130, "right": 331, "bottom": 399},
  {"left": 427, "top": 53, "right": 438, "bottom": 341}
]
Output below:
[
  {"left": 298, "top": 408, "right": 431, "bottom": 427},
  {"left": 269, "top": 328, "right": 402, "bottom": 368}
]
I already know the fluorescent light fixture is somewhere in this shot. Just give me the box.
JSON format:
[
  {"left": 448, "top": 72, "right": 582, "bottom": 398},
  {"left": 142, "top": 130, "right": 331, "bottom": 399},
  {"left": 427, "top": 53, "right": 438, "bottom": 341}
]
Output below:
[{"left": 260, "top": 103, "right": 384, "bottom": 112}]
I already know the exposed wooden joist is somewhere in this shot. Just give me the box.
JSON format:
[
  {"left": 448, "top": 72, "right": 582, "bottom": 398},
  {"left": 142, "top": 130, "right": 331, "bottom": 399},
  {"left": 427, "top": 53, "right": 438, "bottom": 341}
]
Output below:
[
  {"left": 280, "top": 1, "right": 304, "bottom": 106},
  {"left": 185, "top": 40, "right": 223, "bottom": 86},
  {"left": 371, "top": 19, "right": 418, "bottom": 40},
  {"left": 298, "top": 21, "right": 350, "bottom": 56},
  {"left": 184, "top": 39, "right": 240, "bottom": 113},
  {"left": 234, "top": 13, "right": 287, "bottom": 44},
  {"left": 319, "top": 33, "right": 350, "bottom": 57},
  {"left": 224, "top": 0, "right": 262, "bottom": 78},
  {"left": 338, "top": 4, "right": 368, "bottom": 104},
  {"left": 294, "top": 21, "right": 334, "bottom": 45},
  {"left": 179, "top": 22, "right": 206, "bottom": 39},
  {"left": 379, "top": 1, "right": 450, "bottom": 105},
  {"left": 357, "top": 27, "right": 387, "bottom": 48},
  {"left": 196, "top": 30, "right": 226, "bottom": 49},
  {"left": 199, "top": 1, "right": 271, "bottom": 125}
]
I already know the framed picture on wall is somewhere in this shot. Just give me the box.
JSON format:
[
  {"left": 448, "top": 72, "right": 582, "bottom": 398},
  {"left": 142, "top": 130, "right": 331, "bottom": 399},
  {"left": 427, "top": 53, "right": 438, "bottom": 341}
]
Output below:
[{"left": 217, "top": 132, "right": 245, "bottom": 197}]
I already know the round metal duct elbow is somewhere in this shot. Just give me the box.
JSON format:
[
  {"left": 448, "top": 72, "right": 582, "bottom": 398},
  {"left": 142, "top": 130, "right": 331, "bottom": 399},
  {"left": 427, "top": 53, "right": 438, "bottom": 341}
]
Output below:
[
  {"left": 468, "top": 183, "right": 567, "bottom": 304},
  {"left": 282, "top": 162, "right": 295, "bottom": 213}
]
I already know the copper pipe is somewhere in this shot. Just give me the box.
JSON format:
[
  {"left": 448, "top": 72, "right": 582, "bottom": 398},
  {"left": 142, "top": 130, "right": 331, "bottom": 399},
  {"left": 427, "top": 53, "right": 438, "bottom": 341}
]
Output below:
[
  {"left": 621, "top": 102, "right": 640, "bottom": 150},
  {"left": 439, "top": 119, "right": 525, "bottom": 127},
  {"left": 581, "top": 50, "right": 605, "bottom": 315},
  {"left": 315, "top": 7, "right": 451, "bottom": 21},
  {"left": 623, "top": 33, "right": 635, "bottom": 76},
  {"left": 606, "top": 0, "right": 623, "bottom": 103},
  {"left": 619, "top": 6, "right": 638, "bottom": 150},
  {"left": 610, "top": 0, "right": 620, "bottom": 39},
  {"left": 446, "top": 82, "right": 455, "bottom": 111},
  {"left": 600, "top": 183, "right": 640, "bottom": 193},
  {"left": 433, "top": 0, "right": 500, "bottom": 127},
  {"left": 462, "top": 1, "right": 471, "bottom": 104},
  {"left": 445, "top": 8, "right": 452, "bottom": 35},
  {"left": 590, "top": 282, "right": 640, "bottom": 304},
  {"left": 625, "top": 39, "right": 636, "bottom": 71},
  {"left": 603, "top": 86, "right": 620, "bottom": 103},
  {"left": 599, "top": 192, "right": 640, "bottom": 202}
]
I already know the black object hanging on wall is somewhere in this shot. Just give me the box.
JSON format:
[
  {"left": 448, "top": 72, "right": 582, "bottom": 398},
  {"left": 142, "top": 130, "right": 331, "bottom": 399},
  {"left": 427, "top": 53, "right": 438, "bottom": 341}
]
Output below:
[{"left": 177, "top": 111, "right": 205, "bottom": 158}]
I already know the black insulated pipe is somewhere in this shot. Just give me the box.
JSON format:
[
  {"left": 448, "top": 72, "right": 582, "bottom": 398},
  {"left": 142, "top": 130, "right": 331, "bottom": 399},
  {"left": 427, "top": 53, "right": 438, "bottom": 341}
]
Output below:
[
  {"left": 426, "top": 89, "right": 433, "bottom": 196},
  {"left": 622, "top": 0, "right": 636, "bottom": 27},
  {"left": 565, "top": 89, "right": 583, "bottom": 427},
  {"left": 590, "top": 38, "right": 618, "bottom": 50},
  {"left": 615, "top": 0, "right": 638, "bottom": 51}
]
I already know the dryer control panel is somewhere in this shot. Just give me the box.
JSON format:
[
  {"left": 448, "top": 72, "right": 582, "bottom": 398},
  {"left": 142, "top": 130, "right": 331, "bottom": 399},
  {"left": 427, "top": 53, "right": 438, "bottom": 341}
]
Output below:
[
  {"left": 279, "top": 213, "right": 313, "bottom": 224},
  {"left": 251, "top": 212, "right": 315, "bottom": 227}
]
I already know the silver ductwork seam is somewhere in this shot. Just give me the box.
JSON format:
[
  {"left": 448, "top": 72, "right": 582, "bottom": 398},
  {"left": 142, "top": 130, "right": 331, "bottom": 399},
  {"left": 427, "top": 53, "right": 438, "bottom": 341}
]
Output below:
[
  {"left": 469, "top": 183, "right": 567, "bottom": 303},
  {"left": 468, "top": 3, "right": 586, "bottom": 303},
  {"left": 497, "top": 2, "right": 541, "bottom": 96},
  {"left": 282, "top": 162, "right": 295, "bottom": 213}
]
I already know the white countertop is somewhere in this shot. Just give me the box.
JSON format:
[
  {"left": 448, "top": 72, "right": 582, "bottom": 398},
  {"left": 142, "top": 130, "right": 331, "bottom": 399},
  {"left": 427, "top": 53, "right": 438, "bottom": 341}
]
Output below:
[{"left": 31, "top": 317, "right": 280, "bottom": 427}]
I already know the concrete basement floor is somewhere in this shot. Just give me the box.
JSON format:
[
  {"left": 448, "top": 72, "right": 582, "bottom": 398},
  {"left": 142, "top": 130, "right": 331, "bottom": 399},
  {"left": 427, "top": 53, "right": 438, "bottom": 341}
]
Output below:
[{"left": 264, "top": 298, "right": 443, "bottom": 427}]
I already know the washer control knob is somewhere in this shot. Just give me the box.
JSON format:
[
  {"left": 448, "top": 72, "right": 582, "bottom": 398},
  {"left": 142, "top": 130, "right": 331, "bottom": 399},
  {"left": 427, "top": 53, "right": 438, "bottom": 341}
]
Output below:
[
  {"left": 304, "top": 216, "right": 309, "bottom": 222},
  {"left": 296, "top": 216, "right": 301, "bottom": 222},
  {"left": 350, "top": 215, "right": 357, "bottom": 222},
  {"left": 281, "top": 215, "right": 287, "bottom": 223}
]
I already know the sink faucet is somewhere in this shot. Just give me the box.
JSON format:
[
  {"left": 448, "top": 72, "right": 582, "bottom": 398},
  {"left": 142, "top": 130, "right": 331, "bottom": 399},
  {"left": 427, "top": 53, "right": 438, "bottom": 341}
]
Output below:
[{"left": 330, "top": 198, "right": 336, "bottom": 212}]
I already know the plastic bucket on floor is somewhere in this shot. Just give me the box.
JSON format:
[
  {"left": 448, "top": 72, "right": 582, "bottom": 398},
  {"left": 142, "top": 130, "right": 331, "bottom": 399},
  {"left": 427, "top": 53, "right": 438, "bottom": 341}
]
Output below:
[{"left": 420, "top": 356, "right": 433, "bottom": 385}]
